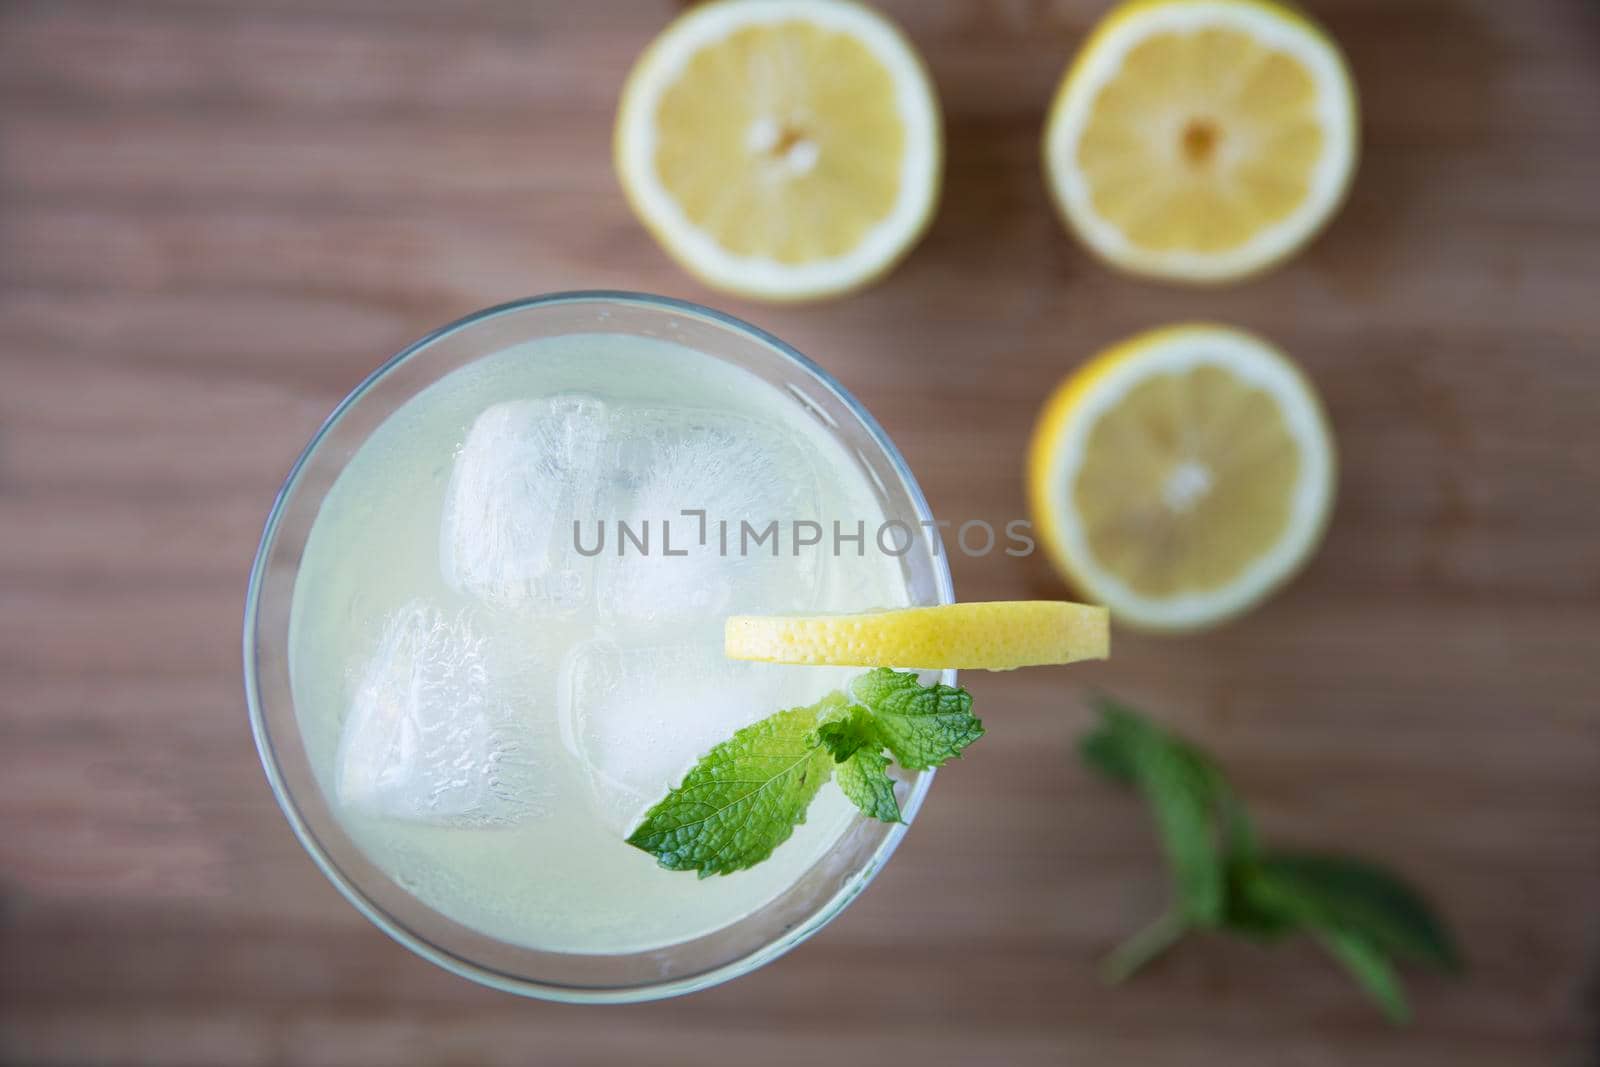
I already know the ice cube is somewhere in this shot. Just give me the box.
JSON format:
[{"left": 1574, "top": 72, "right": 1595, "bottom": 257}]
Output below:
[
  {"left": 596, "top": 409, "right": 823, "bottom": 628},
  {"left": 558, "top": 638, "right": 790, "bottom": 836},
  {"left": 337, "top": 600, "right": 546, "bottom": 827},
  {"left": 440, "top": 394, "right": 607, "bottom": 614}
]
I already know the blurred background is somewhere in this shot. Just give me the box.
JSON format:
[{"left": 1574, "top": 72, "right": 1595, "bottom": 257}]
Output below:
[{"left": 2, "top": 0, "right": 1598, "bottom": 1064}]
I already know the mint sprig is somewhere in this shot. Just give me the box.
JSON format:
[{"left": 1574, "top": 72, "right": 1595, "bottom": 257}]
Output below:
[
  {"left": 1082, "top": 698, "right": 1461, "bottom": 1023},
  {"left": 627, "top": 669, "right": 978, "bottom": 875}
]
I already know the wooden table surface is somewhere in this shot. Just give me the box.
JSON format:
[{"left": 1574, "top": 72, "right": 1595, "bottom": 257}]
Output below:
[{"left": 3, "top": 1, "right": 1598, "bottom": 1064}]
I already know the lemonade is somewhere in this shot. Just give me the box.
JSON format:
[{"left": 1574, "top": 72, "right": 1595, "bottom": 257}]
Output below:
[{"left": 286, "top": 328, "right": 913, "bottom": 955}]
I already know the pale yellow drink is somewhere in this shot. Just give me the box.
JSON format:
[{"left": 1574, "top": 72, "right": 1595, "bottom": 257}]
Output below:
[{"left": 289, "top": 333, "right": 909, "bottom": 953}]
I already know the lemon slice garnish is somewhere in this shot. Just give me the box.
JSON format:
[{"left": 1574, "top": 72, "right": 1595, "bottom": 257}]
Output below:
[{"left": 726, "top": 602, "right": 1109, "bottom": 671}]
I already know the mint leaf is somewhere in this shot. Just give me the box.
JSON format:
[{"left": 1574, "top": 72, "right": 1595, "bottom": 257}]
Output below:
[
  {"left": 1079, "top": 728, "right": 1137, "bottom": 784},
  {"left": 1239, "top": 853, "right": 1461, "bottom": 970},
  {"left": 817, "top": 705, "right": 903, "bottom": 822},
  {"left": 816, "top": 707, "right": 877, "bottom": 763},
  {"left": 1089, "top": 704, "right": 1257, "bottom": 859},
  {"left": 1139, "top": 735, "right": 1227, "bottom": 925},
  {"left": 626, "top": 703, "right": 835, "bottom": 877},
  {"left": 1315, "top": 929, "right": 1411, "bottom": 1024},
  {"left": 1085, "top": 700, "right": 1228, "bottom": 925},
  {"left": 849, "top": 669, "right": 983, "bottom": 770},
  {"left": 835, "top": 746, "right": 902, "bottom": 823}
]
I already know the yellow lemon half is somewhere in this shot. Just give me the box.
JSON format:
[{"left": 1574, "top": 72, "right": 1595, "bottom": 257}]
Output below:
[
  {"left": 1028, "top": 324, "right": 1335, "bottom": 631},
  {"left": 1044, "top": 0, "right": 1358, "bottom": 283},
  {"left": 615, "top": 0, "right": 942, "bottom": 302}
]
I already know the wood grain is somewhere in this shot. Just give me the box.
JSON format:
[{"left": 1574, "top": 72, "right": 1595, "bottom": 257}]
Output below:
[{"left": 3, "top": 1, "right": 1598, "bottom": 1064}]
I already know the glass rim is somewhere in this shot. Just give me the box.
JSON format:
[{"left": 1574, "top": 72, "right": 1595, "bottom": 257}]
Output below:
[{"left": 242, "top": 290, "right": 956, "bottom": 1002}]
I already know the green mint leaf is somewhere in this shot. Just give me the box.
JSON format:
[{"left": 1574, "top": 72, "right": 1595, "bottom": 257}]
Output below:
[
  {"left": 1314, "top": 929, "right": 1411, "bottom": 1024},
  {"left": 849, "top": 669, "right": 983, "bottom": 770},
  {"left": 835, "top": 746, "right": 902, "bottom": 823},
  {"left": 1079, "top": 727, "right": 1137, "bottom": 784},
  {"left": 1240, "top": 852, "right": 1462, "bottom": 970},
  {"left": 1141, "top": 738, "right": 1226, "bottom": 924},
  {"left": 816, "top": 707, "right": 877, "bottom": 763},
  {"left": 626, "top": 703, "right": 835, "bottom": 877},
  {"left": 817, "top": 705, "right": 903, "bottom": 820},
  {"left": 1085, "top": 699, "right": 1229, "bottom": 925}
]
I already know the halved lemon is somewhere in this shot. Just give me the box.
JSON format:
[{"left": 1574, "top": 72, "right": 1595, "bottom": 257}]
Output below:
[
  {"left": 726, "top": 602, "right": 1109, "bottom": 671},
  {"left": 614, "top": 0, "right": 942, "bottom": 302},
  {"left": 1043, "top": 0, "right": 1358, "bottom": 283},
  {"left": 1028, "top": 325, "right": 1335, "bottom": 631}
]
